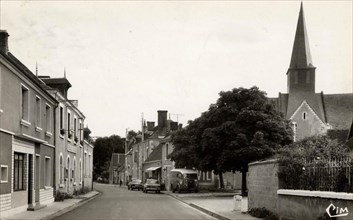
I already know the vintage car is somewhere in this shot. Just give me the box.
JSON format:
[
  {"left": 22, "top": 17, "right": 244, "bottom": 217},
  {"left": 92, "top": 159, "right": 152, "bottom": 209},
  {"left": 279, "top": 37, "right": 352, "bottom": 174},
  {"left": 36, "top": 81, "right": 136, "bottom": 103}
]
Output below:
[
  {"left": 128, "top": 179, "right": 143, "bottom": 191},
  {"left": 169, "top": 169, "right": 199, "bottom": 193},
  {"left": 143, "top": 179, "right": 161, "bottom": 193}
]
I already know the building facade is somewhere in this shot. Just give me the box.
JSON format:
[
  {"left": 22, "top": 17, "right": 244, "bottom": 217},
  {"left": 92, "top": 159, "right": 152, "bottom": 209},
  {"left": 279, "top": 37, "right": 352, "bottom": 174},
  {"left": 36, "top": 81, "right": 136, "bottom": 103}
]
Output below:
[{"left": 0, "top": 30, "right": 57, "bottom": 217}]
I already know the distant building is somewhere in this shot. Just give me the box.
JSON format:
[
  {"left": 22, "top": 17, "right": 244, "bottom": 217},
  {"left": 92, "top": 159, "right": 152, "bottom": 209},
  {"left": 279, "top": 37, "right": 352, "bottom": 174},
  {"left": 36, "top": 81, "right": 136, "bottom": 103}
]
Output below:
[
  {"left": 109, "top": 153, "right": 125, "bottom": 185},
  {"left": 0, "top": 30, "right": 57, "bottom": 216},
  {"left": 270, "top": 3, "right": 353, "bottom": 141}
]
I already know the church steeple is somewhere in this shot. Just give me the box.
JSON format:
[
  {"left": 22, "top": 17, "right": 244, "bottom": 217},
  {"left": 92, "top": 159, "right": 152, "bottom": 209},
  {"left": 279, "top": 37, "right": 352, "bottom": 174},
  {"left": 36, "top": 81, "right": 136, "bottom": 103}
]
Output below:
[
  {"left": 289, "top": 2, "right": 313, "bottom": 69},
  {"left": 287, "top": 2, "right": 316, "bottom": 94}
]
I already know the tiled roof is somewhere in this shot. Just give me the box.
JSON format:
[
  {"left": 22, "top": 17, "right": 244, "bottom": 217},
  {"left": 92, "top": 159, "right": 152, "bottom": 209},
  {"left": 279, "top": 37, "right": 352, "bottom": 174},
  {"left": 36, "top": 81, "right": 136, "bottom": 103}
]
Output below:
[
  {"left": 144, "top": 143, "right": 162, "bottom": 163},
  {"left": 323, "top": 94, "right": 353, "bottom": 130}
]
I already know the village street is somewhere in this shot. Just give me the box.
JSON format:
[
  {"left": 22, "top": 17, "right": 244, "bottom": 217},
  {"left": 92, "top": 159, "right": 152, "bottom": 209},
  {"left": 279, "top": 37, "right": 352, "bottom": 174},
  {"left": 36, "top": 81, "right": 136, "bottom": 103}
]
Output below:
[{"left": 53, "top": 184, "right": 216, "bottom": 220}]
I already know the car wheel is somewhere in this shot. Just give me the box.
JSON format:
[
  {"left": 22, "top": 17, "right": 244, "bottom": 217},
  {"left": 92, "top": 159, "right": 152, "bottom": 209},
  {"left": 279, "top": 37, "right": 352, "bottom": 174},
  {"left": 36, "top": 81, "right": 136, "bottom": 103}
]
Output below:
[{"left": 157, "top": 191, "right": 160, "bottom": 194}]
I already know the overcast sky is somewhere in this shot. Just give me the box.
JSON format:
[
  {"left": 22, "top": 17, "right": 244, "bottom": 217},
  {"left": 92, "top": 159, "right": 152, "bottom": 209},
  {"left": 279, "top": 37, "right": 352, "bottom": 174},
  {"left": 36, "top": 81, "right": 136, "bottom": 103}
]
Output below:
[{"left": 0, "top": 1, "right": 352, "bottom": 137}]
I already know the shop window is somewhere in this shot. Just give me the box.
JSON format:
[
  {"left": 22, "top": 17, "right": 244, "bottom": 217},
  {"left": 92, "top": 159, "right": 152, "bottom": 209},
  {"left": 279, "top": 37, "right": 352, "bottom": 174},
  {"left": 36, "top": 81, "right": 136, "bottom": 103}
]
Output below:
[
  {"left": 45, "top": 157, "right": 51, "bottom": 186},
  {"left": 14, "top": 153, "right": 24, "bottom": 191}
]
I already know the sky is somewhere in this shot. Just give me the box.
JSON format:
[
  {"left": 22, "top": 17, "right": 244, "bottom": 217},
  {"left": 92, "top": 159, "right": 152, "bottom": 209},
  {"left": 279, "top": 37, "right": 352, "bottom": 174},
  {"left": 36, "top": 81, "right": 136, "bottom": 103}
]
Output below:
[{"left": 0, "top": 1, "right": 352, "bottom": 137}]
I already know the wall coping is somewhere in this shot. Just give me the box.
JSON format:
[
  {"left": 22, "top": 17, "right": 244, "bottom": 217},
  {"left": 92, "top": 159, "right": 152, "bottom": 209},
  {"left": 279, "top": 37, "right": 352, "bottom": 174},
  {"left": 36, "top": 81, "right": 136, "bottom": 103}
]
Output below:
[
  {"left": 278, "top": 189, "right": 353, "bottom": 200},
  {"left": 249, "top": 159, "right": 278, "bottom": 166}
]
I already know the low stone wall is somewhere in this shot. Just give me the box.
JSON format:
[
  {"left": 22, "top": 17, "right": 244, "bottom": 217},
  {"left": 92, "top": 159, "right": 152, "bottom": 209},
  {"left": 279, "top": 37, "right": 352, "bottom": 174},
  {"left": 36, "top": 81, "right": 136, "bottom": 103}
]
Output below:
[
  {"left": 278, "top": 190, "right": 353, "bottom": 219},
  {"left": 248, "top": 159, "right": 279, "bottom": 214}
]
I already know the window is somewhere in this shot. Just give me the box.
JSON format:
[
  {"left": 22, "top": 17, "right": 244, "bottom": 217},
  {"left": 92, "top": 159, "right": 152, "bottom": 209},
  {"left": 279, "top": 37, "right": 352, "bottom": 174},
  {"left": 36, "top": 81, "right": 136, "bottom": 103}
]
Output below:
[
  {"left": 293, "top": 71, "right": 298, "bottom": 84},
  {"left": 84, "top": 152, "right": 87, "bottom": 176},
  {"left": 14, "top": 153, "right": 24, "bottom": 191},
  {"left": 66, "top": 157, "right": 70, "bottom": 180},
  {"left": 45, "top": 104, "right": 51, "bottom": 132},
  {"left": 21, "top": 86, "right": 29, "bottom": 121},
  {"left": 302, "top": 112, "right": 307, "bottom": 120},
  {"left": 74, "top": 118, "right": 77, "bottom": 141},
  {"left": 72, "top": 159, "right": 75, "bottom": 183},
  {"left": 35, "top": 96, "right": 41, "bottom": 127},
  {"left": 60, "top": 155, "right": 63, "bottom": 184},
  {"left": 79, "top": 121, "right": 83, "bottom": 140},
  {"left": 59, "top": 107, "right": 64, "bottom": 130},
  {"left": 45, "top": 157, "right": 51, "bottom": 186},
  {"left": 0, "top": 165, "right": 8, "bottom": 183},
  {"left": 79, "top": 159, "right": 82, "bottom": 183},
  {"left": 306, "top": 71, "right": 310, "bottom": 84},
  {"left": 67, "top": 112, "right": 71, "bottom": 139},
  {"left": 88, "top": 154, "right": 91, "bottom": 177}
]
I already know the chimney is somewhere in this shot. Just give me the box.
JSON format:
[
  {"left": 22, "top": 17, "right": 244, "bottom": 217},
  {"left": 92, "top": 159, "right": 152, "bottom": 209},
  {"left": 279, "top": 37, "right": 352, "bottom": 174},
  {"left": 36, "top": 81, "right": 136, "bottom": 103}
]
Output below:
[
  {"left": 170, "top": 122, "right": 178, "bottom": 131},
  {"left": 178, "top": 123, "right": 183, "bottom": 130},
  {"left": 147, "top": 121, "right": 155, "bottom": 131},
  {"left": 0, "top": 30, "right": 9, "bottom": 55},
  {"left": 157, "top": 110, "right": 168, "bottom": 131}
]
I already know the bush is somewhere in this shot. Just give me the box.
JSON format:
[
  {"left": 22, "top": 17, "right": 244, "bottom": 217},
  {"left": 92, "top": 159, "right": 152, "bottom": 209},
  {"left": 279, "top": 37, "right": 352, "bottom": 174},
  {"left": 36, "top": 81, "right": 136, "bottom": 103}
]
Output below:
[
  {"left": 249, "top": 207, "right": 279, "bottom": 220},
  {"left": 73, "top": 187, "right": 91, "bottom": 196},
  {"left": 54, "top": 190, "right": 73, "bottom": 201}
]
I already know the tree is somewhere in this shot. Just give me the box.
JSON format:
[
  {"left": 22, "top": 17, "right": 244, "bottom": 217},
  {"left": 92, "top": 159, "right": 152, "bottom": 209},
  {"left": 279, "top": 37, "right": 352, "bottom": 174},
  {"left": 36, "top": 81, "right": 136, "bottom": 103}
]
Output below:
[
  {"left": 170, "top": 87, "right": 293, "bottom": 195},
  {"left": 93, "top": 135, "right": 125, "bottom": 180}
]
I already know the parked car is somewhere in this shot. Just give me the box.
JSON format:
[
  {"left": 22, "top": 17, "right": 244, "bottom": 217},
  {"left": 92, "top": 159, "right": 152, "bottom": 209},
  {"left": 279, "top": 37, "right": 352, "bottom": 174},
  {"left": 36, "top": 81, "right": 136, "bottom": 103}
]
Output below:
[
  {"left": 128, "top": 179, "right": 143, "bottom": 191},
  {"left": 143, "top": 179, "right": 161, "bottom": 193},
  {"left": 169, "top": 169, "right": 199, "bottom": 193}
]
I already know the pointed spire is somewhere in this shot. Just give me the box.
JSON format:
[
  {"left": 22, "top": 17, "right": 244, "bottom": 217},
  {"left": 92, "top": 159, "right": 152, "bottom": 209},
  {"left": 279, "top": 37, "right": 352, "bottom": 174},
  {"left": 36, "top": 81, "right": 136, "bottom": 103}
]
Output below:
[
  {"left": 64, "top": 67, "right": 66, "bottom": 78},
  {"left": 289, "top": 2, "right": 314, "bottom": 69}
]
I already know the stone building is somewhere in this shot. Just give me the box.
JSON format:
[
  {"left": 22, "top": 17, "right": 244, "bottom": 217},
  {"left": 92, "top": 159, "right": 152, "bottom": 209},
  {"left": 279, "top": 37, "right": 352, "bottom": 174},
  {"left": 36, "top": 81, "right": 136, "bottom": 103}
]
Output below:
[{"left": 0, "top": 30, "right": 57, "bottom": 217}]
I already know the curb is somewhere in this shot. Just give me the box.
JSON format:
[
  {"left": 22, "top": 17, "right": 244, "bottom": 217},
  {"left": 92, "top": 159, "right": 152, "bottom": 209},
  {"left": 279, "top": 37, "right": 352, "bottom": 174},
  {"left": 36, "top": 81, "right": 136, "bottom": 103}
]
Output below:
[
  {"left": 43, "top": 191, "right": 102, "bottom": 220},
  {"left": 164, "top": 192, "right": 232, "bottom": 220}
]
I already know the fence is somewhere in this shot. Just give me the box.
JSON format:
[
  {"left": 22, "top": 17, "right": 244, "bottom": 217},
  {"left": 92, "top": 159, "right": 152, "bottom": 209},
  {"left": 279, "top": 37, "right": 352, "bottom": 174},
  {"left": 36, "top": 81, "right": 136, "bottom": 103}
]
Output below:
[{"left": 302, "top": 157, "right": 352, "bottom": 192}]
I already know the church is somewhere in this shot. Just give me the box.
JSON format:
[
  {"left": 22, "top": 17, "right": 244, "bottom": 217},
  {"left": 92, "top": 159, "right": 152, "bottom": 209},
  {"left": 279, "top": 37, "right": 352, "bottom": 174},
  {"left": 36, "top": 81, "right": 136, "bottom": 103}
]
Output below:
[{"left": 270, "top": 3, "right": 353, "bottom": 142}]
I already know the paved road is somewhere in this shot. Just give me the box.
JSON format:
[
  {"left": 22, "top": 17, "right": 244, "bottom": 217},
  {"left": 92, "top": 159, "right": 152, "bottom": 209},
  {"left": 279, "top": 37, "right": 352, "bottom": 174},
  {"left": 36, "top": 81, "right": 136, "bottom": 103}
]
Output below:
[{"left": 54, "top": 183, "right": 216, "bottom": 220}]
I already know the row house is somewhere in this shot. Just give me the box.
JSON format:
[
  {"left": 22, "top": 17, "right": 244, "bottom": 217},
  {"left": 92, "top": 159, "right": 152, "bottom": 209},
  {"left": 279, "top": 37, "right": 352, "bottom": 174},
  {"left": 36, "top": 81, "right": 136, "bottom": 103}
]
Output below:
[
  {"left": 39, "top": 76, "right": 93, "bottom": 194},
  {"left": 0, "top": 30, "right": 94, "bottom": 217},
  {"left": 0, "top": 30, "right": 57, "bottom": 217}
]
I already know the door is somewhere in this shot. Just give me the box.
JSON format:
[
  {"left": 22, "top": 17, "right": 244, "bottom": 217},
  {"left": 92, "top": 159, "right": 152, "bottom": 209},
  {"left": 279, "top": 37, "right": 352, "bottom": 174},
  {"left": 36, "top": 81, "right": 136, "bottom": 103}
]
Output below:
[
  {"left": 28, "top": 154, "right": 33, "bottom": 204},
  {"left": 35, "top": 155, "right": 40, "bottom": 203}
]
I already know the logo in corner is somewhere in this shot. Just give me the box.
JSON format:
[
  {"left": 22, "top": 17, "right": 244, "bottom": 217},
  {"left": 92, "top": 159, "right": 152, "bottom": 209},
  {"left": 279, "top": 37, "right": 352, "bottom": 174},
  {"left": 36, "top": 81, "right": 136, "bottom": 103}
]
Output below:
[{"left": 326, "top": 203, "right": 349, "bottom": 218}]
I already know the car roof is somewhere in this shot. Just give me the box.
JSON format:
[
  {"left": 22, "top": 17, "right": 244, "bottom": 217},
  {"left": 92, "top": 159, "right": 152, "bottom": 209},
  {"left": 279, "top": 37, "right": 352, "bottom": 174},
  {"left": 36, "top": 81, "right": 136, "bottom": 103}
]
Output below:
[{"left": 170, "top": 168, "right": 198, "bottom": 174}]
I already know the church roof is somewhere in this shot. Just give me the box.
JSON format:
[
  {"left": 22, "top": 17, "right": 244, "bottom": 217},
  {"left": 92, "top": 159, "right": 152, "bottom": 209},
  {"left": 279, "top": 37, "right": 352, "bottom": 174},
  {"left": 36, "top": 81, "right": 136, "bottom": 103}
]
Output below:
[
  {"left": 323, "top": 93, "right": 353, "bottom": 130},
  {"left": 289, "top": 3, "right": 314, "bottom": 69}
]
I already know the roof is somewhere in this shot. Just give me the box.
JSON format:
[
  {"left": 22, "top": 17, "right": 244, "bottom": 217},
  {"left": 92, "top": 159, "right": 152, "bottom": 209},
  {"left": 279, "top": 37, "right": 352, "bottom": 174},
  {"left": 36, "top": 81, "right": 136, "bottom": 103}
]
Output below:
[
  {"left": 170, "top": 169, "right": 198, "bottom": 174},
  {"left": 0, "top": 51, "right": 57, "bottom": 104},
  {"left": 289, "top": 3, "right": 314, "bottom": 69},
  {"left": 144, "top": 143, "right": 162, "bottom": 163},
  {"left": 323, "top": 93, "right": 353, "bottom": 130}
]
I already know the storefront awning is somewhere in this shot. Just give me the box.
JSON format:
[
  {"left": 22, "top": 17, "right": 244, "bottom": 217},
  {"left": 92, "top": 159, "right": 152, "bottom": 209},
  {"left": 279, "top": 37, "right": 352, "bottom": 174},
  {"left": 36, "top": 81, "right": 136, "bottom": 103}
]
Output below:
[{"left": 146, "top": 166, "right": 161, "bottom": 172}]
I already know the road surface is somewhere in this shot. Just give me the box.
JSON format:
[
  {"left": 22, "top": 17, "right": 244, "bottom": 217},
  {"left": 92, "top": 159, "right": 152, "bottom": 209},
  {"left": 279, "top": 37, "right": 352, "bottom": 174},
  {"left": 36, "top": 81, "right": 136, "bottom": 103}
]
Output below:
[{"left": 54, "top": 183, "right": 216, "bottom": 220}]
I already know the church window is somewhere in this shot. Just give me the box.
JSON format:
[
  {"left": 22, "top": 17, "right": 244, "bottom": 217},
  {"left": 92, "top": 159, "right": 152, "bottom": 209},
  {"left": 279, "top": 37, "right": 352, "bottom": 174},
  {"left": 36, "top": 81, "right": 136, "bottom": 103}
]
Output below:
[
  {"left": 294, "top": 71, "right": 298, "bottom": 84},
  {"left": 306, "top": 71, "right": 310, "bottom": 84},
  {"left": 302, "top": 112, "right": 307, "bottom": 120}
]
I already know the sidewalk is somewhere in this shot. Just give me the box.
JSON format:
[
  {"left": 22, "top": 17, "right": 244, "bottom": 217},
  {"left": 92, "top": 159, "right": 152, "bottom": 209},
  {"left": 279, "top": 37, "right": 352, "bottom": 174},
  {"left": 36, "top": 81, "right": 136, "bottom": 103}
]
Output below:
[
  {"left": 163, "top": 191, "right": 261, "bottom": 220},
  {"left": 3, "top": 191, "right": 100, "bottom": 220}
]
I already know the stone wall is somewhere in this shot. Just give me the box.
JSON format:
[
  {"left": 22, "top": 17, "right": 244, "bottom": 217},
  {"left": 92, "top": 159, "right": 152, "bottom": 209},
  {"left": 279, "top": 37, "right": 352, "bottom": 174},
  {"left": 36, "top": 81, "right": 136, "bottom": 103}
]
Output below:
[
  {"left": 248, "top": 159, "right": 279, "bottom": 214},
  {"left": 278, "top": 190, "right": 353, "bottom": 219}
]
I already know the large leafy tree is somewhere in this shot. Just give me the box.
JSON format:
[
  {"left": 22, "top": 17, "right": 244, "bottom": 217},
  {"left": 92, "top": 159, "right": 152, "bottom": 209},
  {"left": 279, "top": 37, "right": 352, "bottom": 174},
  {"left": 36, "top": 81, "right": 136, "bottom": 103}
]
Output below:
[
  {"left": 93, "top": 135, "right": 125, "bottom": 180},
  {"left": 170, "top": 87, "right": 293, "bottom": 195}
]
